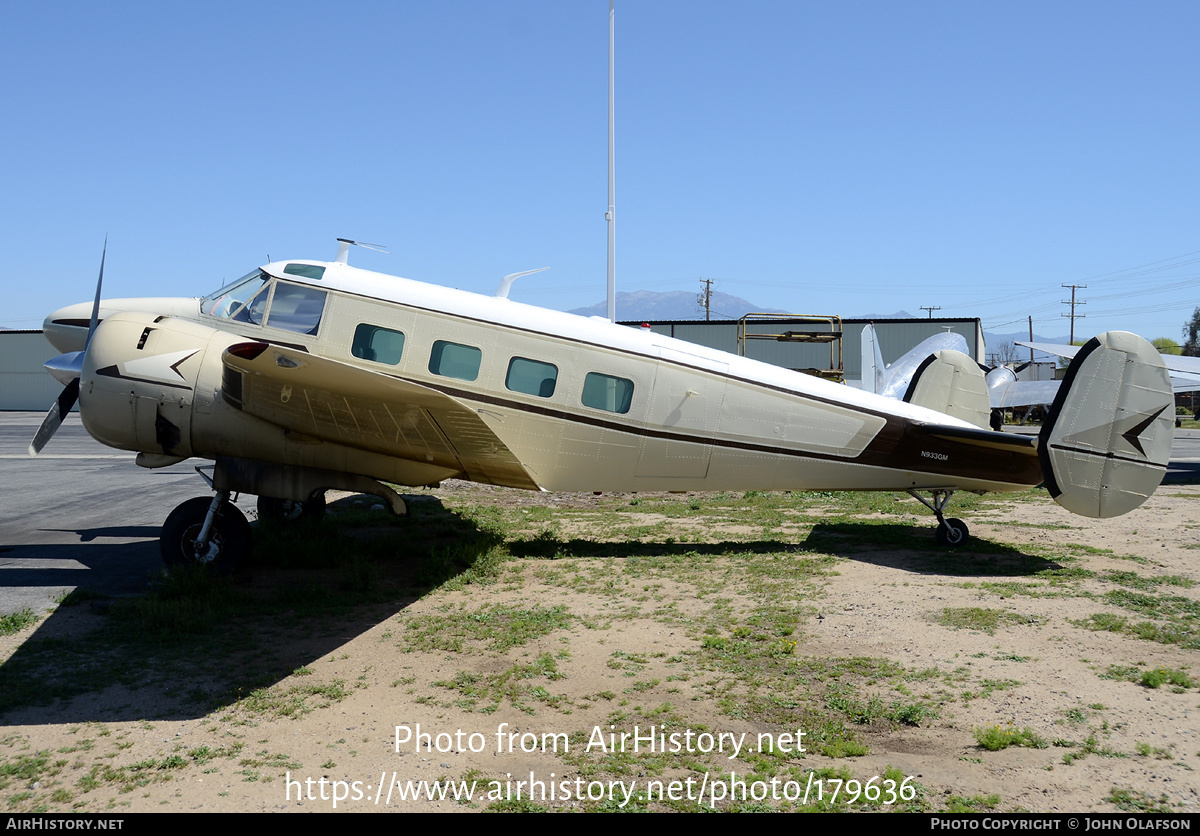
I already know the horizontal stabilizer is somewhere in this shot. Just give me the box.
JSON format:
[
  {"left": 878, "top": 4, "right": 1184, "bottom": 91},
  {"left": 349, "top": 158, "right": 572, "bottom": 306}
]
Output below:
[
  {"left": 1039, "top": 331, "right": 1172, "bottom": 518},
  {"left": 903, "top": 350, "right": 991, "bottom": 429}
]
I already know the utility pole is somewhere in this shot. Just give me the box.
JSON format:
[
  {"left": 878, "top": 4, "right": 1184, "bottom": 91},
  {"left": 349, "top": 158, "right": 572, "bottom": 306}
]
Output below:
[
  {"left": 1061, "top": 284, "right": 1086, "bottom": 344},
  {"left": 920, "top": 305, "right": 941, "bottom": 319},
  {"left": 697, "top": 278, "right": 714, "bottom": 321}
]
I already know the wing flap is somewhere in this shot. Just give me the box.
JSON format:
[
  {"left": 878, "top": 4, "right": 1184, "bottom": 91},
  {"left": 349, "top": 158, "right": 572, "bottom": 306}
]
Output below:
[{"left": 222, "top": 343, "right": 540, "bottom": 490}]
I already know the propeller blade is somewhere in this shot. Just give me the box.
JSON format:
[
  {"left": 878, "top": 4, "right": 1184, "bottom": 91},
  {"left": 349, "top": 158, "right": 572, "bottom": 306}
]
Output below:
[
  {"left": 84, "top": 237, "right": 106, "bottom": 352},
  {"left": 28, "top": 379, "right": 80, "bottom": 457},
  {"left": 29, "top": 239, "right": 106, "bottom": 456}
]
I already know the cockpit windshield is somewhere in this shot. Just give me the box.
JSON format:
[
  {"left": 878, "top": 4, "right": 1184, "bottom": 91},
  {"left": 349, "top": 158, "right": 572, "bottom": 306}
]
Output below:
[
  {"left": 200, "top": 270, "right": 327, "bottom": 336},
  {"left": 200, "top": 270, "right": 268, "bottom": 319}
]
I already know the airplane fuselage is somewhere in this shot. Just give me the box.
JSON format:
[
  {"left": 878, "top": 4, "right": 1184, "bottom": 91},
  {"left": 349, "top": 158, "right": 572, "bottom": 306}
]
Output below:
[{"left": 48, "top": 259, "right": 1044, "bottom": 497}]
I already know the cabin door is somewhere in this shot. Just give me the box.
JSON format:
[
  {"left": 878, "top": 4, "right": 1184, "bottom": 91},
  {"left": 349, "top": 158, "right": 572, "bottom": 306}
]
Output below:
[{"left": 634, "top": 347, "right": 727, "bottom": 479}]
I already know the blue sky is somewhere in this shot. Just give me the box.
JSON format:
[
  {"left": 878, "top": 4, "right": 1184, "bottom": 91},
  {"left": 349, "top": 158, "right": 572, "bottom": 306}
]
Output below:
[{"left": 4, "top": 1, "right": 1199, "bottom": 342}]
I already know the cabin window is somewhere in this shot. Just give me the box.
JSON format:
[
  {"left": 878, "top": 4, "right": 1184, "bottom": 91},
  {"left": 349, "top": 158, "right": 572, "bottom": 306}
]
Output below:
[
  {"left": 352, "top": 324, "right": 405, "bottom": 365},
  {"left": 429, "top": 340, "right": 482, "bottom": 381},
  {"left": 581, "top": 372, "right": 634, "bottom": 414},
  {"left": 505, "top": 357, "right": 558, "bottom": 398},
  {"left": 283, "top": 263, "right": 326, "bottom": 280},
  {"left": 264, "top": 281, "right": 327, "bottom": 335}
]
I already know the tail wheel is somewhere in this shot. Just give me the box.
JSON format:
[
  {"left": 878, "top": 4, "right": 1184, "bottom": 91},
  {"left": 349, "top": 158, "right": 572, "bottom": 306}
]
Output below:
[
  {"left": 257, "top": 492, "right": 327, "bottom": 524},
  {"left": 161, "top": 496, "right": 251, "bottom": 572},
  {"left": 936, "top": 517, "right": 969, "bottom": 548}
]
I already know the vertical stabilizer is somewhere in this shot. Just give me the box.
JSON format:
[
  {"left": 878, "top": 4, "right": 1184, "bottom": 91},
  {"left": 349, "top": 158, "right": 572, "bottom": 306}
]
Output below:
[
  {"left": 861, "top": 324, "right": 884, "bottom": 394},
  {"left": 1039, "top": 331, "right": 1173, "bottom": 518}
]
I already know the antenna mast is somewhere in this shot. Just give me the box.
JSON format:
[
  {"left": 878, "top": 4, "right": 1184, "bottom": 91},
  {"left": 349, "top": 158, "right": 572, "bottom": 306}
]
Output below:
[{"left": 606, "top": 0, "right": 616, "bottom": 322}]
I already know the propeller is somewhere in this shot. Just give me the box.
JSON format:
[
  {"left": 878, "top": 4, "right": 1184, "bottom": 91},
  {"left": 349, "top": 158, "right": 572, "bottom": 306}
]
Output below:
[{"left": 28, "top": 239, "right": 106, "bottom": 457}]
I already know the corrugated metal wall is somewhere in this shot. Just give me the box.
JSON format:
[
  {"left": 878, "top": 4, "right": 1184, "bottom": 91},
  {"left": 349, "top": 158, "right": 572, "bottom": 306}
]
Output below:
[
  {"left": 0, "top": 332, "right": 64, "bottom": 410},
  {"left": 627, "top": 318, "right": 982, "bottom": 380}
]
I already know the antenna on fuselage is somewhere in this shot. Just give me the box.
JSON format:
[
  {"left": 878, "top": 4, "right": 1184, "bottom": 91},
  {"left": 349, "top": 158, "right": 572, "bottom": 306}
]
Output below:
[
  {"left": 496, "top": 267, "right": 550, "bottom": 299},
  {"left": 334, "top": 238, "right": 389, "bottom": 265}
]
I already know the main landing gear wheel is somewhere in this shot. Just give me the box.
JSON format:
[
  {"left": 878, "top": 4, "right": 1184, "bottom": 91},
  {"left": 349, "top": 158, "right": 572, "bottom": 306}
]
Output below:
[
  {"left": 908, "top": 489, "right": 972, "bottom": 548},
  {"left": 935, "top": 517, "right": 969, "bottom": 548},
  {"left": 257, "top": 492, "right": 327, "bottom": 524},
  {"left": 161, "top": 496, "right": 251, "bottom": 573}
]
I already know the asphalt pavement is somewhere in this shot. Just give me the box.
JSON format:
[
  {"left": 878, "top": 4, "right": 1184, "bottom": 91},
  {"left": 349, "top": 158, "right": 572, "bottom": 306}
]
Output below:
[{"left": 0, "top": 412, "right": 256, "bottom": 615}]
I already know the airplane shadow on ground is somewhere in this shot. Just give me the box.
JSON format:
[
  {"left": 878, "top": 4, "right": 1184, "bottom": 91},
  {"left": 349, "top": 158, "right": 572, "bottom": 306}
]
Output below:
[
  {"left": 508, "top": 521, "right": 1062, "bottom": 577},
  {"left": 801, "top": 522, "right": 1064, "bottom": 576},
  {"left": 0, "top": 497, "right": 1074, "bottom": 726},
  {"left": 0, "top": 495, "right": 501, "bottom": 726}
]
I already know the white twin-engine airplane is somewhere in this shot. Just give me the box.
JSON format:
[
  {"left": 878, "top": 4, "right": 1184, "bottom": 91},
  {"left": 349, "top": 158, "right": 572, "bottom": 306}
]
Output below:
[{"left": 33, "top": 240, "right": 1175, "bottom": 570}]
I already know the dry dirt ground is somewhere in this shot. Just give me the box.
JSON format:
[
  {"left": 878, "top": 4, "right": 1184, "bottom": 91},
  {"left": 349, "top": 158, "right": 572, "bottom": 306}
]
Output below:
[{"left": 1, "top": 482, "right": 1198, "bottom": 814}]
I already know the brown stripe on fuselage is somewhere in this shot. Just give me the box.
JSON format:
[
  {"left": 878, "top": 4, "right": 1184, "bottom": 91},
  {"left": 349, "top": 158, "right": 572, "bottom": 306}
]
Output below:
[{"left": 412, "top": 375, "right": 1043, "bottom": 488}]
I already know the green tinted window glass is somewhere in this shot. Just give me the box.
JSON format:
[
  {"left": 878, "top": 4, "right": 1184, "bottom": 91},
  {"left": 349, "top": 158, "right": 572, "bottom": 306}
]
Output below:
[
  {"left": 352, "top": 324, "right": 405, "bottom": 365},
  {"left": 505, "top": 357, "right": 558, "bottom": 398},
  {"left": 429, "top": 340, "right": 482, "bottom": 381},
  {"left": 581, "top": 372, "right": 634, "bottom": 413},
  {"left": 283, "top": 263, "right": 326, "bottom": 280}
]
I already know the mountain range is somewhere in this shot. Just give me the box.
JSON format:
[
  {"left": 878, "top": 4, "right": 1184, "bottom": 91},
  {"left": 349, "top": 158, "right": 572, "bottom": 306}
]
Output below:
[{"left": 568, "top": 289, "right": 916, "bottom": 322}]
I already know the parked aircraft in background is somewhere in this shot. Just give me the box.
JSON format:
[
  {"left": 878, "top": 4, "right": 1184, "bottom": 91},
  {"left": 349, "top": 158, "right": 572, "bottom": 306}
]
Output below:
[
  {"left": 863, "top": 327, "right": 1198, "bottom": 426},
  {"left": 860, "top": 325, "right": 1056, "bottom": 426},
  {"left": 32, "top": 241, "right": 1175, "bottom": 567}
]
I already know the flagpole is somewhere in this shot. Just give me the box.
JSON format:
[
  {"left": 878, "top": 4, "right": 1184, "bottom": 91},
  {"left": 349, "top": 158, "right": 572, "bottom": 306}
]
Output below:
[{"left": 606, "top": 0, "right": 616, "bottom": 322}]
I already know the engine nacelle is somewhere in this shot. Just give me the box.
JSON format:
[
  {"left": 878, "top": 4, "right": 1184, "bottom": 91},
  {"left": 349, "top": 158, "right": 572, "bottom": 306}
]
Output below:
[{"left": 79, "top": 313, "right": 238, "bottom": 459}]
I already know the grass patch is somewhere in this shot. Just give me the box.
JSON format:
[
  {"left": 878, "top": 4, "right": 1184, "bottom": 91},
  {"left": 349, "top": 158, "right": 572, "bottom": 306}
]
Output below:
[
  {"left": 237, "top": 679, "right": 350, "bottom": 719},
  {"left": 435, "top": 654, "right": 567, "bottom": 714},
  {"left": 1108, "top": 788, "right": 1175, "bottom": 812},
  {"left": 945, "top": 793, "right": 1001, "bottom": 812},
  {"left": 403, "top": 604, "right": 573, "bottom": 654},
  {"left": 1138, "top": 666, "right": 1196, "bottom": 689},
  {"left": 973, "top": 725, "right": 1048, "bottom": 751},
  {"left": 937, "top": 607, "right": 1044, "bottom": 635},
  {"left": 0, "top": 609, "right": 38, "bottom": 636}
]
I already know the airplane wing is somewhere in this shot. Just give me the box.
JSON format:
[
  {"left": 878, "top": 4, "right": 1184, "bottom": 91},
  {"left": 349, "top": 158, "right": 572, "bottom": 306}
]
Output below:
[
  {"left": 1017, "top": 340, "right": 1081, "bottom": 361},
  {"left": 989, "top": 378, "right": 1061, "bottom": 408},
  {"left": 1019, "top": 340, "right": 1200, "bottom": 392},
  {"left": 221, "top": 342, "right": 541, "bottom": 490},
  {"left": 1020, "top": 340, "right": 1200, "bottom": 375}
]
